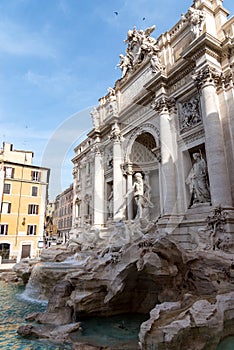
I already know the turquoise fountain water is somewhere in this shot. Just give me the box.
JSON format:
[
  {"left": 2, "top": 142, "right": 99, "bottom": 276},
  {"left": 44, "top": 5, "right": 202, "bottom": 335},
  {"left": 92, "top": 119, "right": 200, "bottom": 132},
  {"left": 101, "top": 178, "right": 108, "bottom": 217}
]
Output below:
[
  {"left": 0, "top": 280, "right": 147, "bottom": 349},
  {"left": 1, "top": 280, "right": 234, "bottom": 349},
  {"left": 0, "top": 281, "right": 70, "bottom": 349}
]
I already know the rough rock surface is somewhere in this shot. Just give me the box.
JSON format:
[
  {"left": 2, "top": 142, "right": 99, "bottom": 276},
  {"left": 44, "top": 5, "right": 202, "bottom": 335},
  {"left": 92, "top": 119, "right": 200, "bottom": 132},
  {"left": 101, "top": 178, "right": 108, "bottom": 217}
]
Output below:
[
  {"left": 16, "top": 225, "right": 234, "bottom": 349},
  {"left": 0, "top": 270, "right": 23, "bottom": 284},
  {"left": 17, "top": 322, "right": 82, "bottom": 343},
  {"left": 13, "top": 258, "right": 40, "bottom": 284}
]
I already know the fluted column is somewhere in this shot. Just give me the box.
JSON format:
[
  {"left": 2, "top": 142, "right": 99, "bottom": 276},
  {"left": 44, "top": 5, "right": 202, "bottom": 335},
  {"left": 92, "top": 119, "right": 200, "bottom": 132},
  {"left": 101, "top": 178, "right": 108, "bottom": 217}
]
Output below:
[
  {"left": 110, "top": 122, "right": 124, "bottom": 221},
  {"left": 194, "top": 65, "right": 232, "bottom": 206},
  {"left": 152, "top": 97, "right": 177, "bottom": 215},
  {"left": 93, "top": 144, "right": 105, "bottom": 227}
]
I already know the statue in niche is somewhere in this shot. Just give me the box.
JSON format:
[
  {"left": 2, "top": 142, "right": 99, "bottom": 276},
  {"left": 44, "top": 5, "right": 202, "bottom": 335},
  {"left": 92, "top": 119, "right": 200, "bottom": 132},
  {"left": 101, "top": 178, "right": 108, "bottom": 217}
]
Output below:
[
  {"left": 133, "top": 172, "right": 154, "bottom": 219},
  {"left": 186, "top": 151, "right": 211, "bottom": 206},
  {"left": 181, "top": 96, "right": 201, "bottom": 130}
]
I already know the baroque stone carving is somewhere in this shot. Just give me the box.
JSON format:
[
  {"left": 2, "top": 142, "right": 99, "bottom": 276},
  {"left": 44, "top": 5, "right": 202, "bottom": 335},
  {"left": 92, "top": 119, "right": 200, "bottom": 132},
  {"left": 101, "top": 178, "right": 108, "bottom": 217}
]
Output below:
[
  {"left": 90, "top": 107, "right": 100, "bottom": 129},
  {"left": 107, "top": 87, "right": 118, "bottom": 116},
  {"left": 117, "top": 26, "right": 164, "bottom": 77},
  {"left": 186, "top": 151, "right": 211, "bottom": 206},
  {"left": 151, "top": 96, "right": 176, "bottom": 114},
  {"left": 193, "top": 65, "right": 222, "bottom": 91},
  {"left": 133, "top": 172, "right": 154, "bottom": 220},
  {"left": 180, "top": 96, "right": 201, "bottom": 131},
  {"left": 182, "top": 7, "right": 205, "bottom": 39},
  {"left": 109, "top": 122, "right": 122, "bottom": 143}
]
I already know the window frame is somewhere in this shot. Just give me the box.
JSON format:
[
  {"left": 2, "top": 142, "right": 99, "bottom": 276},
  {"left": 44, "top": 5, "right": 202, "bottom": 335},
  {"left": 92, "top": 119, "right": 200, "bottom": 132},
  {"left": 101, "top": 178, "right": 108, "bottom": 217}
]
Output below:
[
  {"left": 0, "top": 224, "right": 8, "bottom": 235},
  {"left": 31, "top": 186, "right": 38, "bottom": 197},
  {"left": 28, "top": 204, "right": 39, "bottom": 215},
  {"left": 3, "top": 183, "right": 11, "bottom": 194},
  {"left": 27, "top": 225, "right": 37, "bottom": 235}
]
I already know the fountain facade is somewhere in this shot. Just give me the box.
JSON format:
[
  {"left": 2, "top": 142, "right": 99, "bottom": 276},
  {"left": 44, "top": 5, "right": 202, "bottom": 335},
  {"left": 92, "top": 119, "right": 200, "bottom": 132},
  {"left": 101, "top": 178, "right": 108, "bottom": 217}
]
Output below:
[{"left": 14, "top": 1, "right": 234, "bottom": 349}]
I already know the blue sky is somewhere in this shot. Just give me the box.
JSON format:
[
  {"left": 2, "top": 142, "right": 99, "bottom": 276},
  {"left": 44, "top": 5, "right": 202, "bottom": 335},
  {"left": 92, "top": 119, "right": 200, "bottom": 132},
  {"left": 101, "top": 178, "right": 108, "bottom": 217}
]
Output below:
[{"left": 1, "top": 0, "right": 234, "bottom": 199}]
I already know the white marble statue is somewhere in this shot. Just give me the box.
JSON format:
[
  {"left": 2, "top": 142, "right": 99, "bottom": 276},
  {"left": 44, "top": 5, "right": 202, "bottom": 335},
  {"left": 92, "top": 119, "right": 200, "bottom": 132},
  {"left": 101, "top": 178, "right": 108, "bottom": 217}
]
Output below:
[
  {"left": 133, "top": 173, "right": 154, "bottom": 219},
  {"left": 186, "top": 152, "right": 211, "bottom": 205},
  {"left": 183, "top": 7, "right": 205, "bottom": 38},
  {"left": 118, "top": 25, "right": 159, "bottom": 76},
  {"left": 90, "top": 107, "right": 100, "bottom": 129}
]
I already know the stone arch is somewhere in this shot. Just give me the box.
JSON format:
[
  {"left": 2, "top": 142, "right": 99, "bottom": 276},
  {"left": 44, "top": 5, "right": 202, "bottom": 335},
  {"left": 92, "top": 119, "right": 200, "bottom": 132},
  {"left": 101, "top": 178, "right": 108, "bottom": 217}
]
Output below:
[
  {"left": 124, "top": 123, "right": 161, "bottom": 221},
  {"left": 125, "top": 123, "right": 160, "bottom": 163}
]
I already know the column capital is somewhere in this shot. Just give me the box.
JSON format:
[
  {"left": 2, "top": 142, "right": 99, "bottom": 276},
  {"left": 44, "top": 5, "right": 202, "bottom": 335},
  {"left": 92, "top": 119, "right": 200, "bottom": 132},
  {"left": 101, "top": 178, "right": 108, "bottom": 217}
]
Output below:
[
  {"left": 92, "top": 143, "right": 103, "bottom": 156},
  {"left": 121, "top": 162, "right": 133, "bottom": 176},
  {"left": 193, "top": 65, "right": 222, "bottom": 91},
  {"left": 151, "top": 96, "right": 176, "bottom": 114},
  {"left": 109, "top": 122, "right": 123, "bottom": 143}
]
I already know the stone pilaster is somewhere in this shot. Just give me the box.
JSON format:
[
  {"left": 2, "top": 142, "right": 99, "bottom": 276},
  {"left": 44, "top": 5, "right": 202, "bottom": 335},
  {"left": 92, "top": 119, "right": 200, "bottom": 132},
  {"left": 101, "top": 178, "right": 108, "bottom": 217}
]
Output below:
[
  {"left": 152, "top": 97, "right": 177, "bottom": 215},
  {"left": 110, "top": 122, "right": 124, "bottom": 221},
  {"left": 194, "top": 65, "right": 232, "bottom": 206},
  {"left": 93, "top": 144, "right": 105, "bottom": 227}
]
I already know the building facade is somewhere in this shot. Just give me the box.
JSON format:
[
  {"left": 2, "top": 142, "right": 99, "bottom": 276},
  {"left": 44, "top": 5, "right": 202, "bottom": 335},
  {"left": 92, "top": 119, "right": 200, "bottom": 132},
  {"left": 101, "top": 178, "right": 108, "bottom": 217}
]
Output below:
[
  {"left": 53, "top": 184, "right": 73, "bottom": 244},
  {"left": 72, "top": 0, "right": 234, "bottom": 249},
  {"left": 0, "top": 142, "right": 50, "bottom": 261}
]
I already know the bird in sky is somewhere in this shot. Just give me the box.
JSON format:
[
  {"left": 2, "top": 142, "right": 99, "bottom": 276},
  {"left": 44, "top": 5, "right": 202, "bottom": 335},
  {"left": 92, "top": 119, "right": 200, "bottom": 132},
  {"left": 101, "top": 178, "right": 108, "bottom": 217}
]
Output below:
[
  {"left": 142, "top": 17, "right": 146, "bottom": 20},
  {"left": 114, "top": 11, "right": 118, "bottom": 16}
]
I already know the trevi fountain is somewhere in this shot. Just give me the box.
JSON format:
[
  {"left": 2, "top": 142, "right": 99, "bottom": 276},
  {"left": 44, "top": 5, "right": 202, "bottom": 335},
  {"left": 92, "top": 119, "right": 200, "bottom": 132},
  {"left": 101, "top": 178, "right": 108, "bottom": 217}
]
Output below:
[{"left": 11, "top": 0, "right": 234, "bottom": 349}]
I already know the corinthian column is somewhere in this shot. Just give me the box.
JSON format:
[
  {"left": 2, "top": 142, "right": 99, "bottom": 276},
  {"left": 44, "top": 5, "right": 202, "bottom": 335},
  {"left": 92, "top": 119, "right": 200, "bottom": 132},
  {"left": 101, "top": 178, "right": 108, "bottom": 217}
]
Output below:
[
  {"left": 110, "top": 122, "right": 124, "bottom": 221},
  {"left": 93, "top": 144, "right": 105, "bottom": 227},
  {"left": 194, "top": 65, "right": 232, "bottom": 206},
  {"left": 152, "top": 97, "right": 177, "bottom": 215}
]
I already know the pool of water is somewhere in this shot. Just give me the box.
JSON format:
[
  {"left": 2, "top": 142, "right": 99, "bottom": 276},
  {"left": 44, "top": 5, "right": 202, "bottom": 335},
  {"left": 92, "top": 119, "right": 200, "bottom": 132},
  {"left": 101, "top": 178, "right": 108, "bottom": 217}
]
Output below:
[
  {"left": 0, "top": 281, "right": 147, "bottom": 349},
  {"left": 216, "top": 336, "right": 234, "bottom": 350},
  {"left": 0, "top": 281, "right": 70, "bottom": 349},
  {"left": 1, "top": 280, "right": 234, "bottom": 349},
  {"left": 71, "top": 313, "right": 148, "bottom": 348}
]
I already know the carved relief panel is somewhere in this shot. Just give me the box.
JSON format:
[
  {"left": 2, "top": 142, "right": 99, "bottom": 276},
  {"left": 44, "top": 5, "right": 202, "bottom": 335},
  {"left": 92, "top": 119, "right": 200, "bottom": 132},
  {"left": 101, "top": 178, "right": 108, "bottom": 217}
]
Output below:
[{"left": 178, "top": 95, "right": 202, "bottom": 133}]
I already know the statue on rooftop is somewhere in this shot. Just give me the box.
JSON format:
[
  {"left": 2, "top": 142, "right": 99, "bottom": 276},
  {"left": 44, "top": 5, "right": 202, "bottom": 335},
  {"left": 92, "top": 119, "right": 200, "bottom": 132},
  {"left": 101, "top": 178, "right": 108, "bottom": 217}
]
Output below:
[
  {"left": 117, "top": 25, "right": 162, "bottom": 77},
  {"left": 182, "top": 7, "right": 205, "bottom": 38}
]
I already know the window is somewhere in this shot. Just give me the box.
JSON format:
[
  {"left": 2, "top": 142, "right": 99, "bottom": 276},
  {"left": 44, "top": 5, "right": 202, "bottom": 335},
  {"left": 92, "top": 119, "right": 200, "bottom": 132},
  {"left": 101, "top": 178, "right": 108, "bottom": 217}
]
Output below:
[
  {"left": 4, "top": 167, "right": 14, "bottom": 179},
  {"left": 0, "top": 224, "right": 8, "bottom": 235},
  {"left": 28, "top": 204, "right": 39, "bottom": 215},
  {"left": 31, "top": 186, "right": 38, "bottom": 197},
  {"left": 27, "top": 225, "right": 36, "bottom": 235},
  {"left": 31, "top": 171, "right": 40, "bottom": 182},
  {"left": 3, "top": 183, "right": 11, "bottom": 194},
  {"left": 1, "top": 202, "right": 11, "bottom": 214}
]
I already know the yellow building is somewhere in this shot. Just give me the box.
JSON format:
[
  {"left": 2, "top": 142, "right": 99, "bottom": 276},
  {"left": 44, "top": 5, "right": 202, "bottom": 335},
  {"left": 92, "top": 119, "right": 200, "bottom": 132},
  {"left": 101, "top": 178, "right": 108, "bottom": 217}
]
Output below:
[{"left": 0, "top": 142, "right": 50, "bottom": 262}]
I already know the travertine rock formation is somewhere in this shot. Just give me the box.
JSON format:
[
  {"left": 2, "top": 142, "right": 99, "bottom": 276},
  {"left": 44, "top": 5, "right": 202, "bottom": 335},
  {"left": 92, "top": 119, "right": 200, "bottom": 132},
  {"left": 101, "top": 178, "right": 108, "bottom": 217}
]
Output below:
[{"left": 16, "top": 226, "right": 234, "bottom": 349}]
